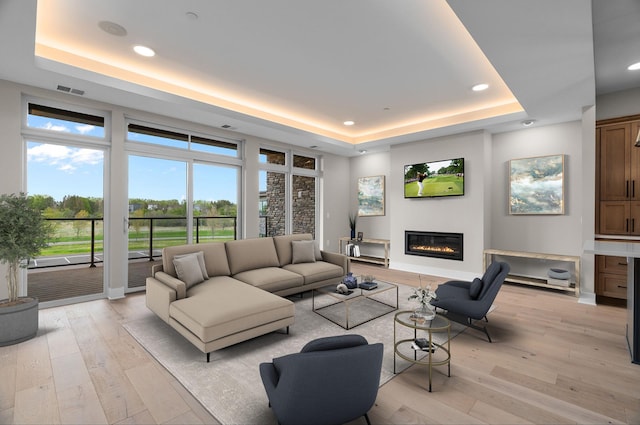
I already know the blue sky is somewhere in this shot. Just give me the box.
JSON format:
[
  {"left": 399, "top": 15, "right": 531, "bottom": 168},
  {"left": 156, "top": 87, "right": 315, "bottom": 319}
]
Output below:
[{"left": 26, "top": 116, "right": 238, "bottom": 203}]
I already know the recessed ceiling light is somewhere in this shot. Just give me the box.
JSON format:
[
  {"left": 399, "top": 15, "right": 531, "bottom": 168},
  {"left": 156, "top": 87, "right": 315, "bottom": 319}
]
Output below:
[
  {"left": 359, "top": 149, "right": 367, "bottom": 154},
  {"left": 133, "top": 45, "right": 155, "bottom": 57},
  {"left": 185, "top": 11, "right": 199, "bottom": 20},
  {"left": 628, "top": 62, "right": 640, "bottom": 71},
  {"left": 521, "top": 119, "right": 536, "bottom": 127},
  {"left": 472, "top": 83, "right": 489, "bottom": 92},
  {"left": 343, "top": 120, "right": 355, "bottom": 126}
]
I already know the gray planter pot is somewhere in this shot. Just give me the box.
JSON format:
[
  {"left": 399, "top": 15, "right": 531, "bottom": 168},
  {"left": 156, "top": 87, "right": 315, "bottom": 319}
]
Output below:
[{"left": 0, "top": 297, "right": 39, "bottom": 346}]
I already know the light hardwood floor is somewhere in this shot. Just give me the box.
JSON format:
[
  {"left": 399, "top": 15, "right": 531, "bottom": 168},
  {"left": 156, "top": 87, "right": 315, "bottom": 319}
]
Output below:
[{"left": 1, "top": 262, "right": 639, "bottom": 424}]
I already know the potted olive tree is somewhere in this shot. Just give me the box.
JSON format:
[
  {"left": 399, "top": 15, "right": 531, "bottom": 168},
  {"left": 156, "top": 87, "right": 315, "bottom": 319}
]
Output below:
[{"left": 0, "top": 192, "right": 50, "bottom": 346}]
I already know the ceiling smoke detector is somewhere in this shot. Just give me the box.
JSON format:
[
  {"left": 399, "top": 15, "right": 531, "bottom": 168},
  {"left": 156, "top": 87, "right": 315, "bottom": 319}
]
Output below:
[{"left": 98, "top": 21, "right": 127, "bottom": 37}]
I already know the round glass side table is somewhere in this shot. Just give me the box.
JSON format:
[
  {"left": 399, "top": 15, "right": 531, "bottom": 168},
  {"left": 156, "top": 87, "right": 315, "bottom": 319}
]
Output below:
[{"left": 393, "top": 310, "right": 451, "bottom": 392}]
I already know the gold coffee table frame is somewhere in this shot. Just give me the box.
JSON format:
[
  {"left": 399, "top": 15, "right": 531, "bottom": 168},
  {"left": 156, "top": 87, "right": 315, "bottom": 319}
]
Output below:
[
  {"left": 393, "top": 310, "right": 451, "bottom": 392},
  {"left": 312, "top": 279, "right": 398, "bottom": 329}
]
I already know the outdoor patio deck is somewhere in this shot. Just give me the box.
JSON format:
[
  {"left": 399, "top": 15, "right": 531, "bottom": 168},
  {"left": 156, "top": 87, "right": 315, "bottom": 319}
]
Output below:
[{"left": 27, "top": 259, "right": 160, "bottom": 303}]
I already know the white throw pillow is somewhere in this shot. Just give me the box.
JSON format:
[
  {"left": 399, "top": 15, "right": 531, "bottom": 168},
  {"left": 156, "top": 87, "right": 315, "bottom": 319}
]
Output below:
[
  {"left": 292, "top": 240, "right": 317, "bottom": 264},
  {"left": 173, "top": 252, "right": 208, "bottom": 288}
]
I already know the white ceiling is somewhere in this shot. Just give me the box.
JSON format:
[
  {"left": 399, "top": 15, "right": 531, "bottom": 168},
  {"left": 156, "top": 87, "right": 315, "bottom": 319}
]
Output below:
[{"left": 0, "top": 0, "right": 637, "bottom": 157}]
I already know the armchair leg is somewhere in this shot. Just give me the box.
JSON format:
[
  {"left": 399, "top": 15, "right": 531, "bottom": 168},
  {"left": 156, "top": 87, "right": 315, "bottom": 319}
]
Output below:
[
  {"left": 466, "top": 318, "right": 492, "bottom": 342},
  {"left": 364, "top": 413, "right": 371, "bottom": 425}
]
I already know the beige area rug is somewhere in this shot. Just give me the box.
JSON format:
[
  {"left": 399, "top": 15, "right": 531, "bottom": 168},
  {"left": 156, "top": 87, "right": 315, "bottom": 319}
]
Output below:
[{"left": 124, "top": 284, "right": 466, "bottom": 425}]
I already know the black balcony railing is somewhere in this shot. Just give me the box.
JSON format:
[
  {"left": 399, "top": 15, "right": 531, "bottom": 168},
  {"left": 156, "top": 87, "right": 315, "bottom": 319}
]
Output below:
[{"left": 30, "top": 216, "right": 237, "bottom": 269}]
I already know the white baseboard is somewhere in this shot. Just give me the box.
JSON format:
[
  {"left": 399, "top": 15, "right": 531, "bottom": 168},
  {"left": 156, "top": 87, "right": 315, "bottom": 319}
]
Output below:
[{"left": 578, "top": 292, "right": 596, "bottom": 305}]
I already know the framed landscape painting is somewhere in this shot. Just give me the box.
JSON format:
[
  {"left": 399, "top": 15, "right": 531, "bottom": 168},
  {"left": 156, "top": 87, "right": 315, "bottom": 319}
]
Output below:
[
  {"left": 358, "top": 175, "right": 385, "bottom": 216},
  {"left": 509, "top": 154, "right": 565, "bottom": 215}
]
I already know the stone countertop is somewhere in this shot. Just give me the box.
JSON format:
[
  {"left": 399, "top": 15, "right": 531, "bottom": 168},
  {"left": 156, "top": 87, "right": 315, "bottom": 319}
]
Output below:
[{"left": 584, "top": 240, "right": 640, "bottom": 258}]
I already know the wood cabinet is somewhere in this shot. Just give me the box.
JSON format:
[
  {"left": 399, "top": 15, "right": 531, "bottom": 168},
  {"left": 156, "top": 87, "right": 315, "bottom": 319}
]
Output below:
[
  {"left": 599, "top": 201, "right": 640, "bottom": 235},
  {"left": 597, "top": 120, "right": 640, "bottom": 235},
  {"left": 596, "top": 255, "right": 628, "bottom": 300}
]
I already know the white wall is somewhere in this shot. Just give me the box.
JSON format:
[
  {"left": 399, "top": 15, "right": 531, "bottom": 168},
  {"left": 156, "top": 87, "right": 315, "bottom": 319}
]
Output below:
[
  {"left": 348, "top": 152, "right": 391, "bottom": 258},
  {"left": 491, "top": 122, "right": 583, "bottom": 255},
  {"left": 389, "top": 131, "right": 489, "bottom": 281},
  {"left": 321, "top": 155, "right": 351, "bottom": 252},
  {"left": 0, "top": 81, "right": 23, "bottom": 301},
  {"left": 596, "top": 87, "right": 640, "bottom": 120}
]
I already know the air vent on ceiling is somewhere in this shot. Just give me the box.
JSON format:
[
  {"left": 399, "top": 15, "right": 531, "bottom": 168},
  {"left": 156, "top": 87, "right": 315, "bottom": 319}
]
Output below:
[{"left": 56, "top": 85, "right": 85, "bottom": 96}]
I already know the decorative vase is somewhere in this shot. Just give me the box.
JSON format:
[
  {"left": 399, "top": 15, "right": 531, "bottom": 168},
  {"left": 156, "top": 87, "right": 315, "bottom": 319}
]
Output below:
[
  {"left": 343, "top": 272, "right": 358, "bottom": 289},
  {"left": 414, "top": 303, "right": 435, "bottom": 320},
  {"left": 350, "top": 229, "right": 356, "bottom": 239}
]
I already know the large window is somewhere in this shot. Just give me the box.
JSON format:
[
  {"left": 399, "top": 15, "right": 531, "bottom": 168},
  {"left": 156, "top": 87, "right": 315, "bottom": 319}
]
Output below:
[
  {"left": 128, "top": 123, "right": 239, "bottom": 157},
  {"left": 126, "top": 121, "right": 242, "bottom": 288},
  {"left": 24, "top": 100, "right": 108, "bottom": 305}
]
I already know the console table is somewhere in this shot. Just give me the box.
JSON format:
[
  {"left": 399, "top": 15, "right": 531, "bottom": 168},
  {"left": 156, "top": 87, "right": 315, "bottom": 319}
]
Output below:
[
  {"left": 339, "top": 237, "right": 390, "bottom": 268},
  {"left": 483, "top": 249, "right": 580, "bottom": 296}
]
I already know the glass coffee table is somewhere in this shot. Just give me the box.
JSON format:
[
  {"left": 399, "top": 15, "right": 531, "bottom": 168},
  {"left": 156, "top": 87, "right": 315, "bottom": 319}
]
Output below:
[
  {"left": 393, "top": 310, "right": 451, "bottom": 392},
  {"left": 312, "top": 278, "right": 398, "bottom": 329}
]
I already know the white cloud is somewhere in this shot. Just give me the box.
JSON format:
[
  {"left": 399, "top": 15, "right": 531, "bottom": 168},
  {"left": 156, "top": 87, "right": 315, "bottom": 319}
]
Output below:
[
  {"left": 42, "top": 121, "right": 70, "bottom": 132},
  {"left": 75, "top": 124, "right": 96, "bottom": 134},
  {"left": 27, "top": 143, "right": 102, "bottom": 174}
]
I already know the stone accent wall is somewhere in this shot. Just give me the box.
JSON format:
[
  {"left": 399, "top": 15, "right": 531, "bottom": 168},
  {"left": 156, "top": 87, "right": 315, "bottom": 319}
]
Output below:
[
  {"left": 266, "top": 171, "right": 286, "bottom": 236},
  {"left": 263, "top": 151, "right": 316, "bottom": 238},
  {"left": 292, "top": 175, "right": 315, "bottom": 238}
]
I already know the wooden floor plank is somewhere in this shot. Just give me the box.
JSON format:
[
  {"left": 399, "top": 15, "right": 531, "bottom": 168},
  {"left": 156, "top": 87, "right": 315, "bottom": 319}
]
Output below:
[
  {"left": 2, "top": 261, "right": 640, "bottom": 424},
  {"left": 124, "top": 363, "right": 191, "bottom": 424}
]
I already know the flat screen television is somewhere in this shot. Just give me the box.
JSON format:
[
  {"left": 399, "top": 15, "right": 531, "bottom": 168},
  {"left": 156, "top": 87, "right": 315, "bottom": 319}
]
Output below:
[{"left": 404, "top": 158, "right": 464, "bottom": 198}]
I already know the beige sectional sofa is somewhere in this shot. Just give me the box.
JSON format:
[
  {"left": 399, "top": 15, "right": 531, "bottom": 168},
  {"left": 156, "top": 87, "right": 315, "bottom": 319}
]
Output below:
[{"left": 145, "top": 233, "right": 348, "bottom": 361}]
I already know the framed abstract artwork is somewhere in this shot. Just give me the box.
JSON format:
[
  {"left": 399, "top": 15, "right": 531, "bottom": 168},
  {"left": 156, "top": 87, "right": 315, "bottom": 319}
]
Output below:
[
  {"left": 509, "top": 154, "right": 565, "bottom": 215},
  {"left": 358, "top": 175, "right": 385, "bottom": 216}
]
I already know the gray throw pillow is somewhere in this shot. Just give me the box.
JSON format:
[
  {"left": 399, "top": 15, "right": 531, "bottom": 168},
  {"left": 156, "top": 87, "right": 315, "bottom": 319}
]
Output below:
[
  {"left": 469, "top": 277, "right": 483, "bottom": 299},
  {"left": 173, "top": 252, "right": 207, "bottom": 288},
  {"left": 292, "top": 240, "right": 316, "bottom": 264}
]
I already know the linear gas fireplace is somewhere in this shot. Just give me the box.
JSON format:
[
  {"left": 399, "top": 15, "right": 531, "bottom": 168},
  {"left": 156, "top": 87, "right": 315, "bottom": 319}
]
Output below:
[{"left": 405, "top": 231, "right": 463, "bottom": 261}]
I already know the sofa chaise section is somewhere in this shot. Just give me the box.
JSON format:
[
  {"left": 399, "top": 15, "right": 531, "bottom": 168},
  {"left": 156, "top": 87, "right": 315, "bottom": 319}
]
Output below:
[
  {"left": 145, "top": 234, "right": 348, "bottom": 360},
  {"left": 170, "top": 276, "right": 294, "bottom": 362}
]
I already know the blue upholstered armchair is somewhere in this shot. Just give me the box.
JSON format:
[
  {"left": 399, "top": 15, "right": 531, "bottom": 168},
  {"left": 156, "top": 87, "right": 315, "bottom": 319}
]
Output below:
[
  {"left": 259, "top": 334, "right": 383, "bottom": 425},
  {"left": 431, "top": 261, "right": 510, "bottom": 342}
]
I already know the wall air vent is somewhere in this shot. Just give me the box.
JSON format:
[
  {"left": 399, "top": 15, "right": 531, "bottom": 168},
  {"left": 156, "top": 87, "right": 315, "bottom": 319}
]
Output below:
[{"left": 56, "top": 85, "right": 85, "bottom": 96}]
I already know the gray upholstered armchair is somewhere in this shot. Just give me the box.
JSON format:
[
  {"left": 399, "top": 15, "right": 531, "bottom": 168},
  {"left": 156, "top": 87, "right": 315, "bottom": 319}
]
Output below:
[
  {"left": 259, "top": 334, "right": 383, "bottom": 425},
  {"left": 431, "top": 261, "right": 510, "bottom": 342}
]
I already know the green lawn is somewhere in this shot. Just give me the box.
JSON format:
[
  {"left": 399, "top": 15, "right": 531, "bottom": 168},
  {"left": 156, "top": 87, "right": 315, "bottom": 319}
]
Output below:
[
  {"left": 404, "top": 175, "right": 463, "bottom": 197},
  {"left": 39, "top": 226, "right": 236, "bottom": 257}
]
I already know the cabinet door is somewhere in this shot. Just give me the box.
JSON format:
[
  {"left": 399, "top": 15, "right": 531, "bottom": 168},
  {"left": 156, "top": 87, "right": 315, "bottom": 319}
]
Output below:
[
  {"left": 600, "top": 201, "right": 630, "bottom": 235},
  {"left": 600, "top": 124, "right": 631, "bottom": 201},
  {"left": 630, "top": 202, "right": 640, "bottom": 235},
  {"left": 598, "top": 255, "right": 628, "bottom": 275},
  {"left": 597, "top": 273, "right": 628, "bottom": 299},
  {"left": 632, "top": 121, "right": 640, "bottom": 199}
]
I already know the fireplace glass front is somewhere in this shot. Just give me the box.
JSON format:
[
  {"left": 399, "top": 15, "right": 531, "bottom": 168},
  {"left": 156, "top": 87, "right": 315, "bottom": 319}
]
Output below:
[{"left": 405, "top": 231, "right": 463, "bottom": 261}]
